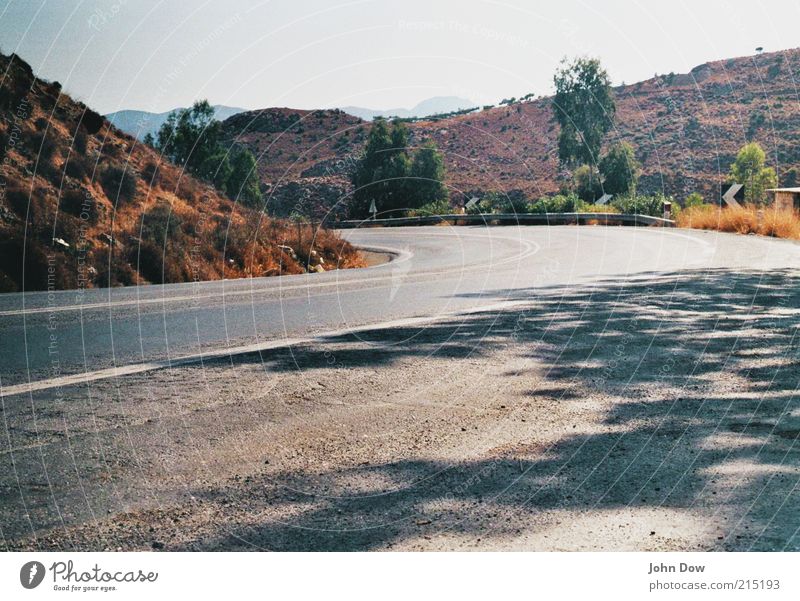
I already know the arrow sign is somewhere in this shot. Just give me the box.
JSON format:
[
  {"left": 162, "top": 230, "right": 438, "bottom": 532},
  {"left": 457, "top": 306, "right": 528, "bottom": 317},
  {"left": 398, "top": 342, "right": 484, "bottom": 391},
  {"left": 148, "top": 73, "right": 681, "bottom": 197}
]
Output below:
[
  {"left": 369, "top": 199, "right": 377, "bottom": 219},
  {"left": 596, "top": 193, "right": 613, "bottom": 205},
  {"left": 722, "top": 184, "right": 743, "bottom": 208},
  {"left": 465, "top": 197, "right": 479, "bottom": 210}
]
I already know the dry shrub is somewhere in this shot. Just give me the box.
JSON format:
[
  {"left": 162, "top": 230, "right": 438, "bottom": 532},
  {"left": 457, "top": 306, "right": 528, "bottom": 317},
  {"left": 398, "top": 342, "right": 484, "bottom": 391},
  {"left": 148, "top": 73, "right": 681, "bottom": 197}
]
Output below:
[
  {"left": 760, "top": 207, "right": 800, "bottom": 239},
  {"left": 678, "top": 204, "right": 800, "bottom": 240}
]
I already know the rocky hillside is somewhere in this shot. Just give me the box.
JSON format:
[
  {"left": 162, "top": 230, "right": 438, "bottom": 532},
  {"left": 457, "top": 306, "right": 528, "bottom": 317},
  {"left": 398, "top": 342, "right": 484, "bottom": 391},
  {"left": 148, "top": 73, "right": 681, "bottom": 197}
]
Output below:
[
  {"left": 0, "top": 53, "right": 363, "bottom": 293},
  {"left": 222, "top": 48, "right": 800, "bottom": 215}
]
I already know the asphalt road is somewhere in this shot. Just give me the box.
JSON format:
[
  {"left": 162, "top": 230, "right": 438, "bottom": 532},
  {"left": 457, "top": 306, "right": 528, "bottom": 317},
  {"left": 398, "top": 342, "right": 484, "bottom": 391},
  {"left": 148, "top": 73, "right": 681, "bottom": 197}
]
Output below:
[
  {"left": 0, "top": 225, "right": 744, "bottom": 390},
  {"left": 3, "top": 225, "right": 800, "bottom": 551}
]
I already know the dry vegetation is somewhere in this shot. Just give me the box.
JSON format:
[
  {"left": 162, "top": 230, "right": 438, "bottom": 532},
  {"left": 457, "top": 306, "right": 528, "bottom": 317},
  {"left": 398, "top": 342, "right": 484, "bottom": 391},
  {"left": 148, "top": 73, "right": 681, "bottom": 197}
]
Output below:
[
  {"left": 0, "top": 53, "right": 363, "bottom": 293},
  {"left": 677, "top": 204, "right": 800, "bottom": 239}
]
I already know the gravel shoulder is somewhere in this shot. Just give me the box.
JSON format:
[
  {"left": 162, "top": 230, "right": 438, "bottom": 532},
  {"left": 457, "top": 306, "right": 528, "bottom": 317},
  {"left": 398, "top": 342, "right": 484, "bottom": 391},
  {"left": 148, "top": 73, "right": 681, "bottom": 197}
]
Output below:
[{"left": 3, "top": 260, "right": 800, "bottom": 551}]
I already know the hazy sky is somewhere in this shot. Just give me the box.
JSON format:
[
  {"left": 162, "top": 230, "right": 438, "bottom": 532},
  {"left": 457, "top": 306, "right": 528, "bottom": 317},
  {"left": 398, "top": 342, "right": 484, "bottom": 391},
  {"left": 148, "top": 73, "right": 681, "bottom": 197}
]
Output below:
[{"left": 0, "top": 0, "right": 797, "bottom": 115}]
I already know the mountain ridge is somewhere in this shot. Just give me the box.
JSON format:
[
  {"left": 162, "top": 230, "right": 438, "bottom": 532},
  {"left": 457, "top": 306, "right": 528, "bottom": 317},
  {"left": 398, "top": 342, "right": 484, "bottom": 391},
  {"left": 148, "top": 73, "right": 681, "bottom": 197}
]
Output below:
[
  {"left": 339, "top": 96, "right": 478, "bottom": 120},
  {"left": 105, "top": 104, "right": 247, "bottom": 140}
]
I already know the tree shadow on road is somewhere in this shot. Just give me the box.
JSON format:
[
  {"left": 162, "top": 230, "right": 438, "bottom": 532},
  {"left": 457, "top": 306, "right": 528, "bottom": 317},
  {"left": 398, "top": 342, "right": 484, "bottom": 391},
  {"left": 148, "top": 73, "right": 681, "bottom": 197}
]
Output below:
[{"left": 177, "top": 267, "right": 800, "bottom": 551}]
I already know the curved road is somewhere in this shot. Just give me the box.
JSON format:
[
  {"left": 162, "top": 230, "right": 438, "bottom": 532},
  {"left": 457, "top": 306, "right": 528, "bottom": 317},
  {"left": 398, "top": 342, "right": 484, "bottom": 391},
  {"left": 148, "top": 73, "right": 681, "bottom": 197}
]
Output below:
[{"left": 2, "top": 225, "right": 796, "bottom": 393}]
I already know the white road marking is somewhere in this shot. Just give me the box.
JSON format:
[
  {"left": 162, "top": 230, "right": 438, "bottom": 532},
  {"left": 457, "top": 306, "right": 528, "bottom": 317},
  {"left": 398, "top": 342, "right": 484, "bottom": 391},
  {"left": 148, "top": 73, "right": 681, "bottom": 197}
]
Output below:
[{"left": 0, "top": 299, "right": 532, "bottom": 398}]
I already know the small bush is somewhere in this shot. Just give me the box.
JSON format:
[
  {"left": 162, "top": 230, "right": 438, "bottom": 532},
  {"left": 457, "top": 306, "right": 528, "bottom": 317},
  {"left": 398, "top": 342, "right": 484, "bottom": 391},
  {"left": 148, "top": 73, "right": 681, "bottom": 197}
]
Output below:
[
  {"left": 100, "top": 165, "right": 138, "bottom": 204},
  {"left": 59, "top": 188, "right": 98, "bottom": 222},
  {"left": 141, "top": 161, "right": 161, "bottom": 188},
  {"left": 611, "top": 193, "right": 672, "bottom": 217},
  {"left": 73, "top": 129, "right": 88, "bottom": 154},
  {"left": 684, "top": 192, "right": 705, "bottom": 208},
  {"left": 407, "top": 197, "right": 452, "bottom": 216}
]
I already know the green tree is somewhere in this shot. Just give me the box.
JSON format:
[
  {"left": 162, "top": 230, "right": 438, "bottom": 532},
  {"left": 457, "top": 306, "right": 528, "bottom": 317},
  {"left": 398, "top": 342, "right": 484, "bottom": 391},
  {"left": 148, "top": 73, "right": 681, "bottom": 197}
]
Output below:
[
  {"left": 226, "top": 148, "right": 262, "bottom": 207},
  {"left": 729, "top": 142, "right": 778, "bottom": 204},
  {"left": 350, "top": 120, "right": 449, "bottom": 218},
  {"left": 552, "top": 57, "right": 616, "bottom": 166},
  {"left": 155, "top": 100, "right": 222, "bottom": 178},
  {"left": 407, "top": 141, "right": 448, "bottom": 209},
  {"left": 572, "top": 164, "right": 602, "bottom": 202},
  {"left": 200, "top": 149, "right": 232, "bottom": 193},
  {"left": 351, "top": 119, "right": 408, "bottom": 217},
  {"left": 598, "top": 142, "right": 639, "bottom": 196}
]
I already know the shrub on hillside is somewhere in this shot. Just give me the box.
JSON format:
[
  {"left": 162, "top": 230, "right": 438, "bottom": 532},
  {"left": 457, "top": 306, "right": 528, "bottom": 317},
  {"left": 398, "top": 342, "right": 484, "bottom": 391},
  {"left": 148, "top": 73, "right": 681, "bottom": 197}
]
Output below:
[
  {"left": 684, "top": 192, "right": 705, "bottom": 208},
  {"left": 407, "top": 197, "right": 452, "bottom": 216},
  {"left": 100, "top": 165, "right": 138, "bottom": 205},
  {"left": 93, "top": 247, "right": 137, "bottom": 288},
  {"left": 529, "top": 193, "right": 580, "bottom": 213},
  {"left": 611, "top": 193, "right": 672, "bottom": 216}
]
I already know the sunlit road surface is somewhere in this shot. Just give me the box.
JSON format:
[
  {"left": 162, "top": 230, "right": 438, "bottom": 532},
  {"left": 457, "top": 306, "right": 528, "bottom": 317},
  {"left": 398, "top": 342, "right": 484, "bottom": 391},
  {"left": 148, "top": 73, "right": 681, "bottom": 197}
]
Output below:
[{"left": 3, "top": 225, "right": 800, "bottom": 551}]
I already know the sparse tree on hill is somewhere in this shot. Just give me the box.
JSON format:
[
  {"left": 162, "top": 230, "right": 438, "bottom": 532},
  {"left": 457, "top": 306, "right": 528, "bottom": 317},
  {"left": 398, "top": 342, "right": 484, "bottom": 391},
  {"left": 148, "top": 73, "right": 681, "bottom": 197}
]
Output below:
[
  {"left": 350, "top": 119, "right": 446, "bottom": 218},
  {"left": 226, "top": 147, "right": 262, "bottom": 207},
  {"left": 408, "top": 141, "right": 449, "bottom": 209},
  {"left": 729, "top": 142, "right": 777, "bottom": 204},
  {"left": 153, "top": 99, "right": 262, "bottom": 207},
  {"left": 155, "top": 100, "right": 222, "bottom": 176},
  {"left": 552, "top": 57, "right": 616, "bottom": 167},
  {"left": 572, "top": 164, "right": 602, "bottom": 202},
  {"left": 599, "top": 142, "right": 639, "bottom": 196}
]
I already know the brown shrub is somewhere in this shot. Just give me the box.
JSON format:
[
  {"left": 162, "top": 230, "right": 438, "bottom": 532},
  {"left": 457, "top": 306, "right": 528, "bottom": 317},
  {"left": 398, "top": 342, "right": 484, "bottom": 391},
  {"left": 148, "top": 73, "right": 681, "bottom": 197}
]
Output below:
[{"left": 678, "top": 204, "right": 800, "bottom": 240}]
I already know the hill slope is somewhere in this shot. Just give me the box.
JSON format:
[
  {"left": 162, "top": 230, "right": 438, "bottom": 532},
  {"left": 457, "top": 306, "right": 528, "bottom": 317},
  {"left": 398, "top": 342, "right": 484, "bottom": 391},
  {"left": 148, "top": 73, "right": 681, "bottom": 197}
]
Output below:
[
  {"left": 222, "top": 48, "right": 800, "bottom": 215},
  {"left": 0, "top": 53, "right": 362, "bottom": 293}
]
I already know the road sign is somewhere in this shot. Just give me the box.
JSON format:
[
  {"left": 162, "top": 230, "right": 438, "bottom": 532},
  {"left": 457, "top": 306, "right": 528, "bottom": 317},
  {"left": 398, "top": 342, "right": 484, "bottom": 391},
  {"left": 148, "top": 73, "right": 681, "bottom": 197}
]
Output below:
[
  {"left": 596, "top": 193, "right": 613, "bottom": 205},
  {"left": 722, "top": 184, "right": 744, "bottom": 208},
  {"left": 369, "top": 199, "right": 377, "bottom": 219}
]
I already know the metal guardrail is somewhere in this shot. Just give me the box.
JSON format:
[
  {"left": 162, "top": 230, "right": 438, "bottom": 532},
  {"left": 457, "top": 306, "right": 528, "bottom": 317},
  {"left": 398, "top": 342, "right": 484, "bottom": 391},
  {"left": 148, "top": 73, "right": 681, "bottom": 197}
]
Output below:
[{"left": 329, "top": 213, "right": 676, "bottom": 229}]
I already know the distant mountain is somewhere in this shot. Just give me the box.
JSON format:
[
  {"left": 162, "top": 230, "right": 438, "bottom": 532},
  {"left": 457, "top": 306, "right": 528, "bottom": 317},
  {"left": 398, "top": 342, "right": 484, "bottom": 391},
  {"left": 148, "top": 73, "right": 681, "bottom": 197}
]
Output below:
[
  {"left": 105, "top": 105, "right": 247, "bottom": 140},
  {"left": 340, "top": 96, "right": 477, "bottom": 120}
]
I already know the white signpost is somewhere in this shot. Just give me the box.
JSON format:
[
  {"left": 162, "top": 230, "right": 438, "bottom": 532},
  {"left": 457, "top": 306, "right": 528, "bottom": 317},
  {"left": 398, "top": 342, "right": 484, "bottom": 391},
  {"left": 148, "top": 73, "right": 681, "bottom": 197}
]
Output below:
[{"left": 722, "top": 184, "right": 743, "bottom": 208}]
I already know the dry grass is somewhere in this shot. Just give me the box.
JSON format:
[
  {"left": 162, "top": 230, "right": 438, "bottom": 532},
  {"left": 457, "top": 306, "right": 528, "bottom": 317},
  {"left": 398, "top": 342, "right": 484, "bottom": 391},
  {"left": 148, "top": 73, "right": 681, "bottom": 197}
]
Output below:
[
  {"left": 578, "top": 204, "right": 621, "bottom": 214},
  {"left": 677, "top": 204, "right": 800, "bottom": 240}
]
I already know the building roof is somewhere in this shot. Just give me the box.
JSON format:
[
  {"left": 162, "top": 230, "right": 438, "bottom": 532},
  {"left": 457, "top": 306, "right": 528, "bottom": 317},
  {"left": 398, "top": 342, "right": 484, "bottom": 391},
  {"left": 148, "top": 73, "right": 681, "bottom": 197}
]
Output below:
[{"left": 767, "top": 188, "right": 800, "bottom": 193}]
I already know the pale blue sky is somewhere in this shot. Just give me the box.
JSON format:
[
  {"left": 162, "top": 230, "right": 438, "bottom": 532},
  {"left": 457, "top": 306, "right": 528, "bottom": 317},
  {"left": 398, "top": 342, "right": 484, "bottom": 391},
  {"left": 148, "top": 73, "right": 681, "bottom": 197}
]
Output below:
[{"left": 0, "top": 0, "right": 796, "bottom": 114}]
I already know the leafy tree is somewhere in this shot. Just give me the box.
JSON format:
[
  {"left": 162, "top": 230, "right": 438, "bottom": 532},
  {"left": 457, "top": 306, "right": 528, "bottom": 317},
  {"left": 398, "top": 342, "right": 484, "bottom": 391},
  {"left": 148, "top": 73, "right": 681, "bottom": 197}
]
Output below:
[
  {"left": 729, "top": 142, "right": 777, "bottom": 204},
  {"left": 350, "top": 119, "right": 446, "bottom": 217},
  {"left": 572, "top": 164, "right": 602, "bottom": 202},
  {"left": 154, "top": 100, "right": 222, "bottom": 177},
  {"left": 153, "top": 99, "right": 263, "bottom": 207},
  {"left": 552, "top": 57, "right": 615, "bottom": 166},
  {"left": 200, "top": 150, "right": 232, "bottom": 192},
  {"left": 408, "top": 141, "right": 449, "bottom": 209},
  {"left": 598, "top": 142, "right": 639, "bottom": 196},
  {"left": 351, "top": 118, "right": 397, "bottom": 217},
  {"left": 226, "top": 148, "right": 262, "bottom": 207}
]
